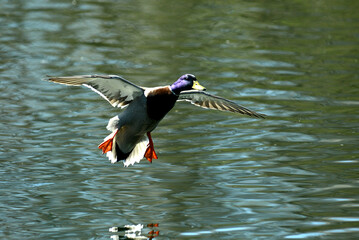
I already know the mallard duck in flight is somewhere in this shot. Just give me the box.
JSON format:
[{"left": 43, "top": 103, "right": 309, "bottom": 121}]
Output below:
[{"left": 45, "top": 74, "right": 265, "bottom": 167}]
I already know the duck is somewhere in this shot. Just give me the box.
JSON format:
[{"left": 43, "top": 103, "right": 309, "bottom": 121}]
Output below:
[{"left": 45, "top": 74, "right": 265, "bottom": 167}]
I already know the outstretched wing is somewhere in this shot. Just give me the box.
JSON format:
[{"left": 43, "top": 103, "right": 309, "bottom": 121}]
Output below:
[
  {"left": 44, "top": 75, "right": 144, "bottom": 108},
  {"left": 178, "top": 90, "right": 266, "bottom": 118}
]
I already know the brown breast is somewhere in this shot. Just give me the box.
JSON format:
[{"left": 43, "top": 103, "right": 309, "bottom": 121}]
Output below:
[{"left": 146, "top": 86, "right": 179, "bottom": 121}]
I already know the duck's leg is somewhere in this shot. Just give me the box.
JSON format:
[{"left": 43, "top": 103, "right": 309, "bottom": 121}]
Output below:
[
  {"left": 144, "top": 132, "right": 158, "bottom": 163},
  {"left": 98, "top": 129, "right": 118, "bottom": 154}
]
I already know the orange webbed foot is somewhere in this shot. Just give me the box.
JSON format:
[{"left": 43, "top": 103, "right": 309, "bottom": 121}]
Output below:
[
  {"left": 144, "top": 132, "right": 158, "bottom": 163},
  {"left": 98, "top": 129, "right": 118, "bottom": 154}
]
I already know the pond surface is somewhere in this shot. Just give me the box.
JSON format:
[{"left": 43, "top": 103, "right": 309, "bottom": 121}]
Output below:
[{"left": 1, "top": 0, "right": 359, "bottom": 239}]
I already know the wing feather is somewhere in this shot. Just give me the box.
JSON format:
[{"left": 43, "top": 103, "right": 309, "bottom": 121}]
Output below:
[
  {"left": 44, "top": 75, "right": 144, "bottom": 108},
  {"left": 178, "top": 90, "right": 266, "bottom": 118}
]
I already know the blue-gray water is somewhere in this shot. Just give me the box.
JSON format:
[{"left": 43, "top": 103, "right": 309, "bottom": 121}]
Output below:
[{"left": 1, "top": 0, "right": 359, "bottom": 239}]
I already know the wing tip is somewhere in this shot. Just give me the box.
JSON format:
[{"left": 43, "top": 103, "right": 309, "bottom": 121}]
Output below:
[
  {"left": 42, "top": 75, "right": 86, "bottom": 86},
  {"left": 42, "top": 75, "right": 54, "bottom": 83},
  {"left": 253, "top": 112, "right": 267, "bottom": 119}
]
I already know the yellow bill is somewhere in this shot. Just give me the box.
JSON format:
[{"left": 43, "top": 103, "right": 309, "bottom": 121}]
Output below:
[{"left": 192, "top": 80, "right": 206, "bottom": 91}]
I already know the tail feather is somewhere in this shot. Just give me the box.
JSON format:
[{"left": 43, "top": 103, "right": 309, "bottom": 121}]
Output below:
[
  {"left": 101, "top": 131, "right": 149, "bottom": 167},
  {"left": 123, "top": 135, "right": 149, "bottom": 167}
]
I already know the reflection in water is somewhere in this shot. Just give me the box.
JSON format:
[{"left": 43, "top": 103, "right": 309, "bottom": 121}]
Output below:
[{"left": 109, "top": 223, "right": 159, "bottom": 240}]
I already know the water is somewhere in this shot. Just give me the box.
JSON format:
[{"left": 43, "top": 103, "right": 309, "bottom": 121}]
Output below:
[{"left": 1, "top": 0, "right": 359, "bottom": 239}]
